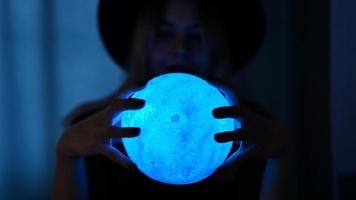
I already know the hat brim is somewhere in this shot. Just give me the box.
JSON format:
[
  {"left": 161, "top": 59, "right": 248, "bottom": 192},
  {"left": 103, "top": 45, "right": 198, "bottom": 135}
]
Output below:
[{"left": 97, "top": 0, "right": 266, "bottom": 72}]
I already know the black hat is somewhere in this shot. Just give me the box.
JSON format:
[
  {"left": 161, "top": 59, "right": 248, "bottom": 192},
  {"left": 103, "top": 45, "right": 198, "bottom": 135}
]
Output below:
[{"left": 97, "top": 0, "right": 266, "bottom": 72}]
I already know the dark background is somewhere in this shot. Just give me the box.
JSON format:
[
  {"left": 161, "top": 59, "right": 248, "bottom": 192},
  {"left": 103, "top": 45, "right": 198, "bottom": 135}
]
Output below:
[{"left": 0, "top": 0, "right": 355, "bottom": 199}]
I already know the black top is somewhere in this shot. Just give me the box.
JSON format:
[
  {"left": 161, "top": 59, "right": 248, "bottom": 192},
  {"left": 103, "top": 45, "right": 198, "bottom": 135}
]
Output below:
[{"left": 67, "top": 97, "right": 268, "bottom": 199}]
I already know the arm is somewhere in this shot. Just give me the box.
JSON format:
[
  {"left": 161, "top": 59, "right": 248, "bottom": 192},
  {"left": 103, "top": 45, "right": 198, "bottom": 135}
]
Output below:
[
  {"left": 260, "top": 144, "right": 297, "bottom": 200},
  {"left": 52, "top": 97, "right": 145, "bottom": 200},
  {"left": 53, "top": 155, "right": 88, "bottom": 200},
  {"left": 213, "top": 104, "right": 297, "bottom": 200}
]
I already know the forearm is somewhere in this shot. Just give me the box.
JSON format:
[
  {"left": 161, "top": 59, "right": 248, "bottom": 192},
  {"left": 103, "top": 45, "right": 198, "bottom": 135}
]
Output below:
[
  {"left": 53, "top": 155, "right": 88, "bottom": 200},
  {"left": 259, "top": 149, "right": 297, "bottom": 200}
]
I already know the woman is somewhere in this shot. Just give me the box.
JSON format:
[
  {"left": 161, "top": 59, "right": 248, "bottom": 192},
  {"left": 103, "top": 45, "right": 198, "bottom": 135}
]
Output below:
[{"left": 54, "top": 0, "right": 296, "bottom": 199}]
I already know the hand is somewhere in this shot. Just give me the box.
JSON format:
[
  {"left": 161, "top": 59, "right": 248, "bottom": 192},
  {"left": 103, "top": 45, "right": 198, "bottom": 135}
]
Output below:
[
  {"left": 212, "top": 104, "right": 295, "bottom": 168},
  {"left": 56, "top": 81, "right": 148, "bottom": 170}
]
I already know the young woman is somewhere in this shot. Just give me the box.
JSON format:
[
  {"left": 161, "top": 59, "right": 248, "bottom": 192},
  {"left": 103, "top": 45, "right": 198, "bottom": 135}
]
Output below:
[{"left": 54, "top": 0, "right": 296, "bottom": 199}]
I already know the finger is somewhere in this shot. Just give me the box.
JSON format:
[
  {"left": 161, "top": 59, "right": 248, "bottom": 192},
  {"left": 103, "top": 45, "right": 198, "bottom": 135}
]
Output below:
[
  {"left": 111, "top": 138, "right": 122, "bottom": 145},
  {"left": 106, "top": 98, "right": 145, "bottom": 119},
  {"left": 109, "top": 98, "right": 145, "bottom": 111},
  {"left": 212, "top": 105, "right": 249, "bottom": 119},
  {"left": 108, "top": 98, "right": 145, "bottom": 126},
  {"left": 96, "top": 144, "right": 137, "bottom": 170},
  {"left": 221, "top": 151, "right": 250, "bottom": 169},
  {"left": 214, "top": 128, "right": 248, "bottom": 143},
  {"left": 212, "top": 106, "right": 248, "bottom": 127},
  {"left": 102, "top": 127, "right": 141, "bottom": 138},
  {"left": 115, "top": 80, "right": 148, "bottom": 98},
  {"left": 94, "top": 98, "right": 145, "bottom": 121},
  {"left": 218, "top": 144, "right": 253, "bottom": 170}
]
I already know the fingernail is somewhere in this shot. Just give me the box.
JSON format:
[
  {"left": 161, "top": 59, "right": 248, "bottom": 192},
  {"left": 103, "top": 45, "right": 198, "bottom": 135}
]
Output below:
[
  {"left": 138, "top": 100, "right": 145, "bottom": 106},
  {"left": 214, "top": 134, "right": 224, "bottom": 143},
  {"left": 130, "top": 128, "right": 141, "bottom": 135},
  {"left": 132, "top": 98, "right": 145, "bottom": 106},
  {"left": 212, "top": 108, "right": 221, "bottom": 118},
  {"left": 136, "top": 98, "right": 146, "bottom": 104}
]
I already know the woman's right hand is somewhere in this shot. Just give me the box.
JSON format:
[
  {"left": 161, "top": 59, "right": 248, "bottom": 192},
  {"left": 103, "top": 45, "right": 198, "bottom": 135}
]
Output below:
[{"left": 56, "top": 98, "right": 145, "bottom": 170}]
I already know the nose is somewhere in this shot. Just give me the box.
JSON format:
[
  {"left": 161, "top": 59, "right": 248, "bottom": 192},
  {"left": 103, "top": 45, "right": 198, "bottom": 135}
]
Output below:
[{"left": 171, "top": 34, "right": 189, "bottom": 55}]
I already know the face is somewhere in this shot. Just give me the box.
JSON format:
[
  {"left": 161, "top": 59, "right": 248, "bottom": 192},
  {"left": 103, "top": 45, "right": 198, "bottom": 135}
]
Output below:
[{"left": 148, "top": 0, "right": 213, "bottom": 78}]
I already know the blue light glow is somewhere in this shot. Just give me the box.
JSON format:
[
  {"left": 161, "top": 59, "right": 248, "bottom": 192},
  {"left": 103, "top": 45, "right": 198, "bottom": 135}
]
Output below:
[{"left": 112, "top": 73, "right": 236, "bottom": 185}]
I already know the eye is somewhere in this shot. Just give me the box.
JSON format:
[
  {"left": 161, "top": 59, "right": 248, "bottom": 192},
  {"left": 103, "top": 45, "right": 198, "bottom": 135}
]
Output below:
[{"left": 187, "top": 31, "right": 201, "bottom": 41}]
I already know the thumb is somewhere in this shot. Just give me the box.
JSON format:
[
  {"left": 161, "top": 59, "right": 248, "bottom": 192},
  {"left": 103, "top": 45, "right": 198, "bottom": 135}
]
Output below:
[
  {"left": 96, "top": 144, "right": 137, "bottom": 170},
  {"left": 218, "top": 147, "right": 252, "bottom": 170},
  {"left": 115, "top": 80, "right": 148, "bottom": 99}
]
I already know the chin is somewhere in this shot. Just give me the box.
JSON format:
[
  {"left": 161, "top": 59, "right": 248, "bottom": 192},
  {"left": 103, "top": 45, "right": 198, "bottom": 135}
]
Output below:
[{"left": 152, "top": 69, "right": 207, "bottom": 79}]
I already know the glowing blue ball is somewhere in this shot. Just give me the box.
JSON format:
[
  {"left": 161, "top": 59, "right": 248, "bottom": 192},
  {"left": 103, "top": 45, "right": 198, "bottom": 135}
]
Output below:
[{"left": 112, "top": 73, "right": 237, "bottom": 185}]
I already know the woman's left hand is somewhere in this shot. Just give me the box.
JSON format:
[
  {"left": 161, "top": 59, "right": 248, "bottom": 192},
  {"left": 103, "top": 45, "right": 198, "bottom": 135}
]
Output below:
[{"left": 212, "top": 104, "right": 295, "bottom": 168}]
